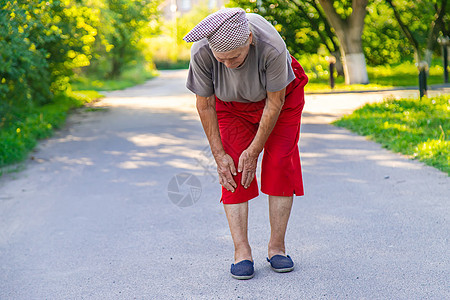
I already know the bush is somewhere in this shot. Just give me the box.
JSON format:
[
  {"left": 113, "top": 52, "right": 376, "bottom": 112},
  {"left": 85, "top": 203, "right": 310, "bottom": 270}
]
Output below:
[{"left": 1, "top": 0, "right": 98, "bottom": 126}]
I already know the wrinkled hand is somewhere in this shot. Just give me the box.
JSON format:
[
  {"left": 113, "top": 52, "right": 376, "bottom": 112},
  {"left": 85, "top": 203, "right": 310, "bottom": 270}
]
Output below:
[
  {"left": 238, "top": 149, "right": 259, "bottom": 189},
  {"left": 215, "top": 153, "right": 237, "bottom": 192}
]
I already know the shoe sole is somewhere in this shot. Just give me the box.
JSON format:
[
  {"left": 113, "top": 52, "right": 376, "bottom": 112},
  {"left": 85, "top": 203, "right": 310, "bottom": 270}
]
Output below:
[
  {"left": 271, "top": 266, "right": 294, "bottom": 273},
  {"left": 231, "top": 273, "right": 255, "bottom": 280}
]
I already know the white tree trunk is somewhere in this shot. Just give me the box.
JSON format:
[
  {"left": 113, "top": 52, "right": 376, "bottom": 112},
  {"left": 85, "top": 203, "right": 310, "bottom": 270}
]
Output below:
[
  {"left": 317, "top": 0, "right": 369, "bottom": 85},
  {"left": 343, "top": 53, "right": 369, "bottom": 84}
]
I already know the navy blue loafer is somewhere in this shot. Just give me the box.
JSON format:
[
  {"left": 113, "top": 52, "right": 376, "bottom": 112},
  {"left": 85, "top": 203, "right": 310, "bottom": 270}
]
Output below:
[
  {"left": 230, "top": 260, "right": 254, "bottom": 280},
  {"left": 266, "top": 255, "right": 294, "bottom": 273}
]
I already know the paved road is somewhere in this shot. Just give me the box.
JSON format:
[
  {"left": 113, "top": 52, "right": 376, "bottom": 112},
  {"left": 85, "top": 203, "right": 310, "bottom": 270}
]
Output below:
[{"left": 1, "top": 70, "right": 449, "bottom": 299}]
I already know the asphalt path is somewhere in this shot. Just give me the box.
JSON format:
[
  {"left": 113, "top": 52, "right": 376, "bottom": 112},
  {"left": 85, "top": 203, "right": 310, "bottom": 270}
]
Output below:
[{"left": 0, "top": 70, "right": 449, "bottom": 299}]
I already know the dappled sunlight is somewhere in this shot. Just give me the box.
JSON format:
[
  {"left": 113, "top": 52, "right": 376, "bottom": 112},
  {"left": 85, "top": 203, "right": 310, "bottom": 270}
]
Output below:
[
  {"left": 366, "top": 154, "right": 423, "bottom": 170},
  {"left": 326, "top": 148, "right": 380, "bottom": 156},
  {"left": 97, "top": 95, "right": 197, "bottom": 113},
  {"left": 131, "top": 181, "right": 158, "bottom": 187},
  {"left": 158, "top": 145, "right": 205, "bottom": 158},
  {"left": 165, "top": 158, "right": 202, "bottom": 170},
  {"left": 52, "top": 135, "right": 100, "bottom": 143},
  {"left": 301, "top": 132, "right": 362, "bottom": 141},
  {"left": 52, "top": 156, "right": 94, "bottom": 166},
  {"left": 124, "top": 133, "right": 184, "bottom": 147},
  {"left": 381, "top": 121, "right": 418, "bottom": 134},
  {"left": 117, "top": 161, "right": 160, "bottom": 169},
  {"left": 104, "top": 150, "right": 161, "bottom": 159},
  {"left": 346, "top": 178, "right": 368, "bottom": 183}
]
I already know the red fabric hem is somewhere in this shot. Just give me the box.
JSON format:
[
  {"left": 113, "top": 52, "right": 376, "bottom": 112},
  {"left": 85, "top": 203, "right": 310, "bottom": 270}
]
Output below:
[
  {"left": 260, "top": 188, "right": 304, "bottom": 197},
  {"left": 221, "top": 191, "right": 259, "bottom": 204}
]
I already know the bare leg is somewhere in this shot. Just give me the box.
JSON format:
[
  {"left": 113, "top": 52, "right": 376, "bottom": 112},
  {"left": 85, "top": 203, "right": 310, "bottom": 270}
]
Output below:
[
  {"left": 223, "top": 202, "right": 253, "bottom": 263},
  {"left": 268, "top": 195, "right": 293, "bottom": 259}
]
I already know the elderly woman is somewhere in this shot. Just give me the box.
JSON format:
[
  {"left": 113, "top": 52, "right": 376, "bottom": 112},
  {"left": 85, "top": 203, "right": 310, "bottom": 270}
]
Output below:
[{"left": 184, "top": 8, "right": 308, "bottom": 279}]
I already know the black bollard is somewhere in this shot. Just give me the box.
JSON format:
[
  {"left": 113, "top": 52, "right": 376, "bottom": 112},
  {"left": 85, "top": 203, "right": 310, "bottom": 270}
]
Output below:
[
  {"left": 418, "top": 61, "right": 428, "bottom": 99},
  {"left": 419, "top": 69, "right": 427, "bottom": 98}
]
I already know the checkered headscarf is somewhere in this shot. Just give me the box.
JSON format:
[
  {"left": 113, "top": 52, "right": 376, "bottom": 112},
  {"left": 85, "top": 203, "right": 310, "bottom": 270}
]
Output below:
[{"left": 183, "top": 8, "right": 250, "bottom": 52}]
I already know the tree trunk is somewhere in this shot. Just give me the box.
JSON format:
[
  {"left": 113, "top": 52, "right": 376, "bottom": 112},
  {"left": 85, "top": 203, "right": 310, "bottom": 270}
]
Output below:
[
  {"left": 331, "top": 50, "right": 344, "bottom": 76},
  {"left": 109, "top": 56, "right": 121, "bottom": 79},
  {"left": 108, "top": 43, "right": 126, "bottom": 79},
  {"left": 425, "top": 0, "right": 448, "bottom": 70},
  {"left": 318, "top": 0, "right": 369, "bottom": 84}
]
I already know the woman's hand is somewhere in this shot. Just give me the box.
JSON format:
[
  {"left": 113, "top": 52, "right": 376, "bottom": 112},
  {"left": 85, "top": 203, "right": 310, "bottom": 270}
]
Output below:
[
  {"left": 215, "top": 153, "right": 237, "bottom": 192},
  {"left": 238, "top": 149, "right": 259, "bottom": 189}
]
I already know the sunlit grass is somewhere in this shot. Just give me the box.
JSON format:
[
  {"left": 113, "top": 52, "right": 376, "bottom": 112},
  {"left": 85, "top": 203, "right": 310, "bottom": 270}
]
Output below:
[
  {"left": 0, "top": 91, "right": 103, "bottom": 170},
  {"left": 305, "top": 60, "right": 447, "bottom": 93},
  {"left": 71, "top": 64, "right": 158, "bottom": 91},
  {"left": 334, "top": 95, "right": 450, "bottom": 175}
]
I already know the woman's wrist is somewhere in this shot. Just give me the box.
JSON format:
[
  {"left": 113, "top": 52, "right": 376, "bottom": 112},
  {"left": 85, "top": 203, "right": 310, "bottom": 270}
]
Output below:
[
  {"left": 247, "top": 144, "right": 262, "bottom": 156},
  {"left": 212, "top": 148, "right": 226, "bottom": 160}
]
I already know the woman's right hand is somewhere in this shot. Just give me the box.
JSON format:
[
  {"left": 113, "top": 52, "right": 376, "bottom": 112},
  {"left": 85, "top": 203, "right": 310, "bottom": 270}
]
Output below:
[{"left": 215, "top": 153, "right": 237, "bottom": 193}]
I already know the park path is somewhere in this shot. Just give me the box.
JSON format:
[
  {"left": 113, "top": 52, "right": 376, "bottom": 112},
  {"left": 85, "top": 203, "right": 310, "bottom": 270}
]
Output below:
[{"left": 0, "top": 70, "right": 449, "bottom": 299}]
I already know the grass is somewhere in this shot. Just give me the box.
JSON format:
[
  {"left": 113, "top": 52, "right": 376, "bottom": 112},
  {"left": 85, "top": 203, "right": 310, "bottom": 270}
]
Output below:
[
  {"left": 154, "top": 59, "right": 190, "bottom": 70},
  {"left": 71, "top": 65, "right": 158, "bottom": 91},
  {"left": 0, "top": 90, "right": 103, "bottom": 170},
  {"left": 305, "top": 60, "right": 447, "bottom": 93},
  {"left": 0, "top": 63, "right": 156, "bottom": 171},
  {"left": 333, "top": 94, "right": 450, "bottom": 175}
]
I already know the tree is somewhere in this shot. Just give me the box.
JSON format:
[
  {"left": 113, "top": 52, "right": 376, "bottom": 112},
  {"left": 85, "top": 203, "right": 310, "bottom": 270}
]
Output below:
[
  {"left": 317, "top": 0, "right": 369, "bottom": 84},
  {"left": 0, "top": 0, "right": 97, "bottom": 113},
  {"left": 362, "top": 1, "right": 413, "bottom": 66},
  {"left": 228, "top": 0, "right": 345, "bottom": 75},
  {"left": 105, "top": 0, "right": 160, "bottom": 79},
  {"left": 385, "top": 0, "right": 449, "bottom": 68},
  {"left": 229, "top": 0, "right": 372, "bottom": 84}
]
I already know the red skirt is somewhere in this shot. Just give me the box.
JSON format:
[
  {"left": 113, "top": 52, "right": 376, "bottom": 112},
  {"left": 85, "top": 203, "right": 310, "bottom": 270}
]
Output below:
[{"left": 215, "top": 56, "right": 308, "bottom": 204}]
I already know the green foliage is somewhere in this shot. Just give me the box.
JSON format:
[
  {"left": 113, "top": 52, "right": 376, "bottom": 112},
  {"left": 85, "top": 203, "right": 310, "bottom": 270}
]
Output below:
[
  {"left": 71, "top": 63, "right": 157, "bottom": 91},
  {"left": 388, "top": 0, "right": 438, "bottom": 46},
  {"left": 146, "top": 3, "right": 214, "bottom": 69},
  {"left": 330, "top": 0, "right": 353, "bottom": 19},
  {"left": 385, "top": 0, "right": 449, "bottom": 63},
  {"left": 103, "top": 0, "right": 160, "bottom": 78},
  {"left": 334, "top": 95, "right": 450, "bottom": 175},
  {"left": 0, "top": 1, "right": 51, "bottom": 115},
  {"left": 0, "top": 91, "right": 102, "bottom": 168},
  {"left": 363, "top": 0, "right": 413, "bottom": 65},
  {"left": 0, "top": 0, "right": 160, "bottom": 169},
  {"left": 1, "top": 0, "right": 160, "bottom": 122},
  {"left": 1, "top": 0, "right": 98, "bottom": 127},
  {"left": 227, "top": 0, "right": 338, "bottom": 58},
  {"left": 227, "top": 0, "right": 445, "bottom": 68},
  {"left": 24, "top": 0, "right": 98, "bottom": 93}
]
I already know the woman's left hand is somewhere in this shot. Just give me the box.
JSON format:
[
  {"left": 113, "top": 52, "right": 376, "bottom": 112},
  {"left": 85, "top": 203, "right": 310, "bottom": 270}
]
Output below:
[{"left": 238, "top": 148, "right": 259, "bottom": 189}]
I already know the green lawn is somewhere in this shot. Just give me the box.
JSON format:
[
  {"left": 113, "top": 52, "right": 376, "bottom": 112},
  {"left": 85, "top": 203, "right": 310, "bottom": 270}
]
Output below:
[
  {"left": 306, "top": 61, "right": 447, "bottom": 93},
  {"left": 71, "top": 66, "right": 158, "bottom": 91},
  {"left": 0, "top": 91, "right": 103, "bottom": 171},
  {"left": 334, "top": 95, "right": 450, "bottom": 175}
]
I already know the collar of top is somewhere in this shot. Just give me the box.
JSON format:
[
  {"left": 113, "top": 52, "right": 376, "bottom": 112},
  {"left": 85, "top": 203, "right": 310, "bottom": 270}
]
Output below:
[{"left": 183, "top": 8, "right": 250, "bottom": 53}]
